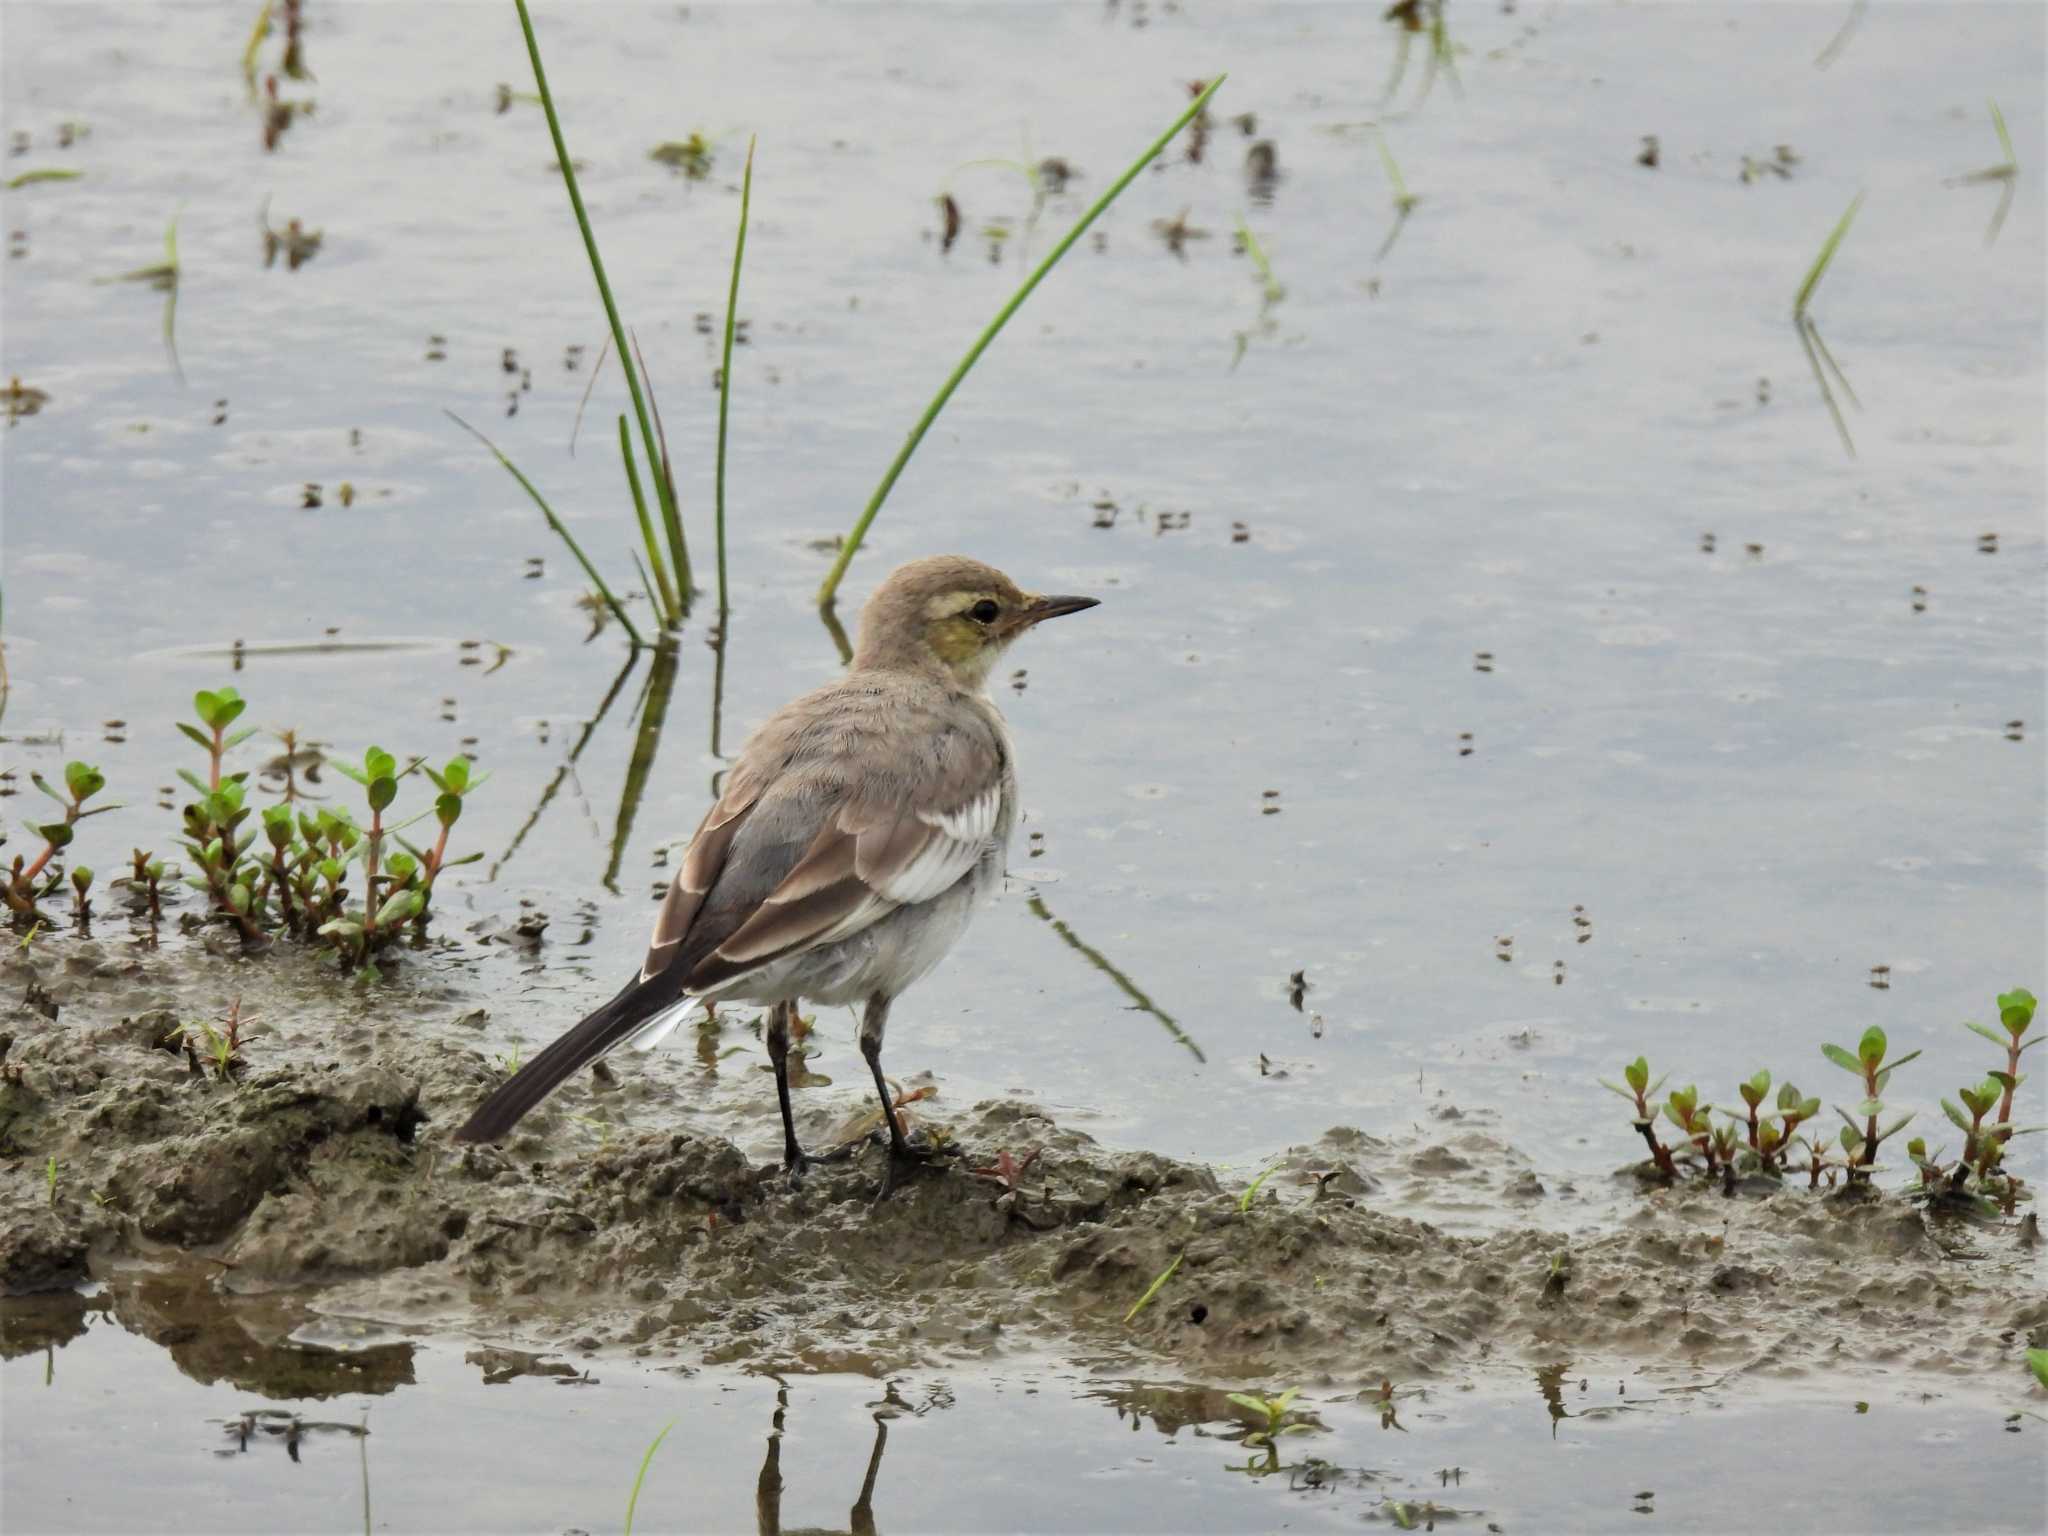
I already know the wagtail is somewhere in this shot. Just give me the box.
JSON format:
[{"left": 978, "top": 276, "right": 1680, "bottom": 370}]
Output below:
[{"left": 453, "top": 555, "right": 1099, "bottom": 1196}]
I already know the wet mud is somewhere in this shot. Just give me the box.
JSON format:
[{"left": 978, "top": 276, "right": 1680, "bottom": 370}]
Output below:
[{"left": 5, "top": 943, "right": 2040, "bottom": 1393}]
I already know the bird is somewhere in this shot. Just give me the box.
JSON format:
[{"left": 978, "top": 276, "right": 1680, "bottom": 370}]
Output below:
[{"left": 452, "top": 555, "right": 1099, "bottom": 1198}]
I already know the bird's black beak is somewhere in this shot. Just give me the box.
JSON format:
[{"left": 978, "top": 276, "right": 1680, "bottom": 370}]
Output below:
[{"left": 1022, "top": 594, "right": 1100, "bottom": 625}]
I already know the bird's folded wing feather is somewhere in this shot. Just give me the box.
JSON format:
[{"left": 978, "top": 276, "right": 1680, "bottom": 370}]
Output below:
[
  {"left": 683, "top": 780, "right": 1002, "bottom": 994},
  {"left": 639, "top": 701, "right": 1006, "bottom": 994}
]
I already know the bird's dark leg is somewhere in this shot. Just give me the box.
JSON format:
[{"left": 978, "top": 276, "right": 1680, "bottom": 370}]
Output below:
[
  {"left": 766, "top": 1000, "right": 808, "bottom": 1180},
  {"left": 859, "top": 994, "right": 923, "bottom": 1202}
]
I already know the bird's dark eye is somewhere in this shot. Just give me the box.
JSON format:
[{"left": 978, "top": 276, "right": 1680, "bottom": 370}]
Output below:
[{"left": 968, "top": 599, "right": 1001, "bottom": 624}]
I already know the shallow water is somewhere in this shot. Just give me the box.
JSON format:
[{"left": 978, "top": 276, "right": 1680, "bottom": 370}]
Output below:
[
  {"left": 3, "top": 0, "right": 2045, "bottom": 1528},
  {"left": 5, "top": 1275, "right": 2043, "bottom": 1535}
]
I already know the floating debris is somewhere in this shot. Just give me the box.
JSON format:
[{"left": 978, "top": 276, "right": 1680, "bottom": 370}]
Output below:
[
  {"left": 300, "top": 482, "right": 322, "bottom": 509},
  {"left": 1152, "top": 206, "right": 1209, "bottom": 258},
  {"left": 260, "top": 208, "right": 322, "bottom": 271},
  {"left": 1911, "top": 585, "right": 1927, "bottom": 613},
  {"left": 1458, "top": 731, "right": 1474, "bottom": 757},
  {"left": 1261, "top": 788, "right": 1281, "bottom": 816},
  {"left": 2005, "top": 719, "right": 2025, "bottom": 742},
  {"left": 3, "top": 376, "right": 49, "bottom": 422},
  {"left": 1495, "top": 935, "right": 1514, "bottom": 963},
  {"left": 1473, "top": 651, "right": 1494, "bottom": 673},
  {"left": 650, "top": 133, "right": 713, "bottom": 179},
  {"left": 1977, "top": 532, "right": 1998, "bottom": 554},
  {"left": 1700, "top": 531, "right": 1717, "bottom": 553},
  {"left": 1636, "top": 135, "right": 1660, "bottom": 169},
  {"left": 1868, "top": 964, "right": 1891, "bottom": 991},
  {"left": 1288, "top": 970, "right": 1309, "bottom": 1010},
  {"left": 1231, "top": 521, "right": 1250, "bottom": 544}
]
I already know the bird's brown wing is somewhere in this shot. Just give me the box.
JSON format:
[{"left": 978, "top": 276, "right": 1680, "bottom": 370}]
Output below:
[
  {"left": 639, "top": 773, "right": 760, "bottom": 984},
  {"left": 678, "top": 779, "right": 1005, "bottom": 996}
]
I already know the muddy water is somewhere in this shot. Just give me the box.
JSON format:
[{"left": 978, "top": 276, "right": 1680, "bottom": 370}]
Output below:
[
  {"left": 5, "top": 1283, "right": 2040, "bottom": 1534},
  {"left": 3, "top": 1, "right": 2045, "bottom": 1530}
]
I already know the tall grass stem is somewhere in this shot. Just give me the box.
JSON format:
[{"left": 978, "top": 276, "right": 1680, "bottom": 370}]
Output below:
[
  {"left": 618, "top": 415, "right": 679, "bottom": 620},
  {"left": 512, "top": 0, "right": 689, "bottom": 604},
  {"left": 815, "top": 75, "right": 1228, "bottom": 610},
  {"left": 447, "top": 410, "right": 643, "bottom": 645},
  {"left": 716, "top": 139, "right": 756, "bottom": 629}
]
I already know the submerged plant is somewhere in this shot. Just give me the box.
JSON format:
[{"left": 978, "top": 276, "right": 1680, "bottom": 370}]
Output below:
[
  {"left": 1944, "top": 100, "right": 2019, "bottom": 247},
  {"left": 1793, "top": 192, "right": 1865, "bottom": 458},
  {"left": 96, "top": 214, "right": 183, "bottom": 383},
  {"left": 1225, "top": 1387, "right": 1316, "bottom": 1448},
  {"left": 1372, "top": 129, "right": 1422, "bottom": 262},
  {"left": 1381, "top": 0, "right": 1461, "bottom": 113}
]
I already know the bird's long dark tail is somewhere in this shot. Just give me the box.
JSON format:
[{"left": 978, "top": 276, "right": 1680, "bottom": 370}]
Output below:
[{"left": 452, "top": 971, "right": 679, "bottom": 1143}]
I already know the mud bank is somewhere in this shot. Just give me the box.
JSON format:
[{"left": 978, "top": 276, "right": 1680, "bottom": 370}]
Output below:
[{"left": 3, "top": 943, "right": 2042, "bottom": 1388}]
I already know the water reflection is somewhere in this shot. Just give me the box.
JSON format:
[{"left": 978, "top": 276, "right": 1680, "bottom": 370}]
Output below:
[
  {"left": 604, "top": 637, "right": 680, "bottom": 892},
  {"left": 1025, "top": 893, "right": 1204, "bottom": 1062},
  {"left": 755, "top": 1380, "right": 889, "bottom": 1536},
  {"left": 490, "top": 644, "right": 643, "bottom": 881}
]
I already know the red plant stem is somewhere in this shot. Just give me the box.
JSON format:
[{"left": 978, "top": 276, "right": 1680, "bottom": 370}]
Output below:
[
  {"left": 17, "top": 830, "right": 63, "bottom": 889},
  {"left": 1995, "top": 1039, "right": 2022, "bottom": 1128},
  {"left": 362, "top": 807, "right": 383, "bottom": 935}
]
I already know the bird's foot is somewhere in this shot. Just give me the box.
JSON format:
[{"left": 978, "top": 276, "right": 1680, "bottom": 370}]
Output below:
[
  {"left": 782, "top": 1137, "right": 861, "bottom": 1190},
  {"left": 870, "top": 1129, "right": 958, "bottom": 1205}
]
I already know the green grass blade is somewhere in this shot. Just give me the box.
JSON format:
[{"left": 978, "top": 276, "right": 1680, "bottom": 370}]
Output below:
[
  {"left": 446, "top": 410, "right": 644, "bottom": 646},
  {"left": 1793, "top": 190, "right": 1863, "bottom": 317},
  {"left": 1238, "top": 1159, "right": 1285, "bottom": 1213},
  {"left": 618, "top": 415, "right": 679, "bottom": 620},
  {"left": 816, "top": 74, "right": 1228, "bottom": 610},
  {"left": 1124, "top": 1250, "right": 1184, "bottom": 1324},
  {"left": 715, "top": 138, "right": 756, "bottom": 629},
  {"left": 1989, "top": 98, "right": 2014, "bottom": 163},
  {"left": 511, "top": 0, "right": 687, "bottom": 606},
  {"left": 622, "top": 1419, "right": 675, "bottom": 1536}
]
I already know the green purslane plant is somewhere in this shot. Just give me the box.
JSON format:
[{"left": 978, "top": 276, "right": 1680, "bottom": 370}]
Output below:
[
  {"left": 1607, "top": 988, "right": 2039, "bottom": 1211},
  {"left": 5, "top": 760, "right": 121, "bottom": 920},
  {"left": 13, "top": 686, "right": 482, "bottom": 973},
  {"left": 1821, "top": 1024, "right": 1918, "bottom": 1185}
]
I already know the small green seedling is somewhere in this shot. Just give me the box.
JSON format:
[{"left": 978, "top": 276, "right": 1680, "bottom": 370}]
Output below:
[
  {"left": 1238, "top": 1159, "right": 1285, "bottom": 1212},
  {"left": 2028, "top": 1349, "right": 2048, "bottom": 1392},
  {"left": 1225, "top": 1387, "right": 1315, "bottom": 1447},
  {"left": 1822, "top": 1024, "right": 1918, "bottom": 1184},
  {"left": 45, "top": 1154, "right": 57, "bottom": 1207},
  {"left": 621, "top": 1419, "right": 675, "bottom": 1536},
  {"left": 1599, "top": 1054, "right": 1677, "bottom": 1177},
  {"left": 7, "top": 759, "right": 120, "bottom": 922}
]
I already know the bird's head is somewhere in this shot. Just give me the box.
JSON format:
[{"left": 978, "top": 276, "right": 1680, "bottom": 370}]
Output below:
[{"left": 853, "top": 554, "right": 1099, "bottom": 688}]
